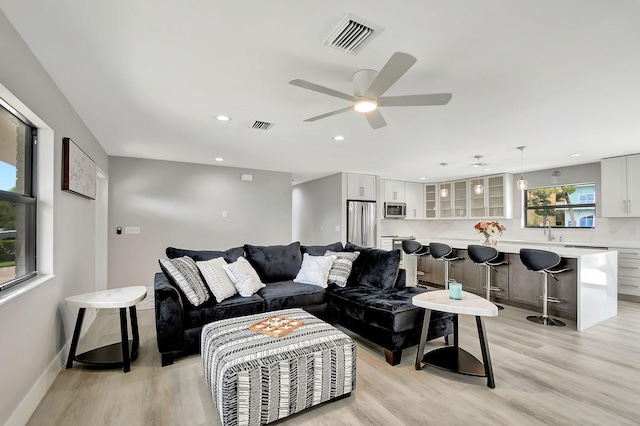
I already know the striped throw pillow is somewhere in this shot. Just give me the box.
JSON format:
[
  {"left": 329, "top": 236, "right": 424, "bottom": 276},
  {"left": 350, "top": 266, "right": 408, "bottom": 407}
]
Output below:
[
  {"left": 197, "top": 257, "right": 238, "bottom": 302},
  {"left": 325, "top": 250, "right": 360, "bottom": 287},
  {"left": 159, "top": 256, "right": 210, "bottom": 306}
]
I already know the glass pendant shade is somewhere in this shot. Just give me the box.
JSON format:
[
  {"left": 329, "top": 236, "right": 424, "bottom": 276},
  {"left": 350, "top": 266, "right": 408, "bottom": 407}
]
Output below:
[
  {"left": 474, "top": 183, "right": 484, "bottom": 195},
  {"left": 440, "top": 186, "right": 449, "bottom": 198},
  {"left": 517, "top": 177, "right": 528, "bottom": 191}
]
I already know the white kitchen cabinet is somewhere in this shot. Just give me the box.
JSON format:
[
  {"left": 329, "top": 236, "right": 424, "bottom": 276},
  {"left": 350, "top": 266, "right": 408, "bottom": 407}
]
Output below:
[
  {"left": 404, "top": 182, "right": 424, "bottom": 219},
  {"left": 601, "top": 154, "right": 640, "bottom": 217},
  {"left": 383, "top": 179, "right": 405, "bottom": 202},
  {"left": 347, "top": 173, "right": 377, "bottom": 201},
  {"left": 379, "top": 237, "right": 394, "bottom": 251},
  {"left": 469, "top": 174, "right": 513, "bottom": 219},
  {"left": 424, "top": 184, "right": 438, "bottom": 219},
  {"left": 438, "top": 180, "right": 468, "bottom": 218},
  {"left": 614, "top": 248, "right": 640, "bottom": 296}
]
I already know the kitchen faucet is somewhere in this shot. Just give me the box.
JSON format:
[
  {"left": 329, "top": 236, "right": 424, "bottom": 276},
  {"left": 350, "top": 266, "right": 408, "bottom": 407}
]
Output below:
[{"left": 543, "top": 218, "right": 555, "bottom": 241}]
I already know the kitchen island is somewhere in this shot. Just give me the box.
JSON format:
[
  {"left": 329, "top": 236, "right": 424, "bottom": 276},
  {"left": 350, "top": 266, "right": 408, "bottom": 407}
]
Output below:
[{"left": 411, "top": 237, "right": 618, "bottom": 331}]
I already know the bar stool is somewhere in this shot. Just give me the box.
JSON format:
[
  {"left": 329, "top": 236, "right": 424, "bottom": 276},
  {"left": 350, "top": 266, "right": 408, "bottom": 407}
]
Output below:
[
  {"left": 402, "top": 240, "right": 430, "bottom": 287},
  {"left": 467, "top": 245, "right": 508, "bottom": 310},
  {"left": 429, "top": 242, "right": 463, "bottom": 289},
  {"left": 519, "top": 248, "right": 571, "bottom": 327}
]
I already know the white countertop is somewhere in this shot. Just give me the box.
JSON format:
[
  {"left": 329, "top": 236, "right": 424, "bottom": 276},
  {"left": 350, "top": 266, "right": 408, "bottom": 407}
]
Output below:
[
  {"left": 414, "top": 235, "right": 640, "bottom": 251},
  {"left": 414, "top": 236, "right": 610, "bottom": 258}
]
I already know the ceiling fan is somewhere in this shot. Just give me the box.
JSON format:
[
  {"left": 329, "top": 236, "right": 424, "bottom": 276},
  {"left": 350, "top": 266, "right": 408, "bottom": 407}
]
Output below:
[{"left": 289, "top": 52, "right": 452, "bottom": 129}]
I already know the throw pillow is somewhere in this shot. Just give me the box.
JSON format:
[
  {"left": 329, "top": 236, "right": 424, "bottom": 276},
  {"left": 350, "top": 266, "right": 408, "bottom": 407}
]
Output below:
[
  {"left": 223, "top": 257, "right": 265, "bottom": 297},
  {"left": 301, "top": 242, "right": 343, "bottom": 256},
  {"left": 166, "top": 246, "right": 244, "bottom": 263},
  {"left": 325, "top": 250, "right": 360, "bottom": 287},
  {"left": 244, "top": 242, "right": 302, "bottom": 283},
  {"left": 347, "top": 248, "right": 401, "bottom": 289},
  {"left": 196, "top": 257, "right": 238, "bottom": 302},
  {"left": 159, "top": 256, "right": 210, "bottom": 306},
  {"left": 293, "top": 253, "right": 337, "bottom": 288}
]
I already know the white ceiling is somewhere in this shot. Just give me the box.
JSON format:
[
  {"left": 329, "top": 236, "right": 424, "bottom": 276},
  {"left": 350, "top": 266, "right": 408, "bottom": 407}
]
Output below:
[{"left": 2, "top": 1, "right": 639, "bottom": 184}]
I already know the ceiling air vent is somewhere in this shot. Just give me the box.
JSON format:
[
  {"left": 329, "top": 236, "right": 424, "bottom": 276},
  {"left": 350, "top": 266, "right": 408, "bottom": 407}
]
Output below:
[
  {"left": 249, "top": 120, "right": 275, "bottom": 131},
  {"left": 323, "top": 14, "right": 383, "bottom": 55}
]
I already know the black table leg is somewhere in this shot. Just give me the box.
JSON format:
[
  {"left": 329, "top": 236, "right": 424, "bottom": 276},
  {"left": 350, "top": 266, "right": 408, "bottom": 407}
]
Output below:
[
  {"left": 415, "top": 309, "right": 432, "bottom": 370},
  {"left": 66, "top": 307, "right": 86, "bottom": 369},
  {"left": 119, "top": 308, "right": 130, "bottom": 373},
  {"left": 476, "top": 316, "right": 495, "bottom": 388},
  {"left": 129, "top": 306, "right": 140, "bottom": 360}
]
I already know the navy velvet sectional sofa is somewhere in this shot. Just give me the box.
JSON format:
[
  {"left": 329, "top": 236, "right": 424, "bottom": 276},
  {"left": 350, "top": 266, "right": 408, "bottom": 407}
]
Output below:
[{"left": 154, "top": 241, "right": 453, "bottom": 366}]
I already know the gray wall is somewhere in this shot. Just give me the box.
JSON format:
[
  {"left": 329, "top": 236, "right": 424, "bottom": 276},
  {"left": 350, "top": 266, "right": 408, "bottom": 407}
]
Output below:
[
  {"left": 292, "top": 173, "right": 344, "bottom": 245},
  {"left": 108, "top": 157, "right": 293, "bottom": 288},
  {"left": 0, "top": 9, "right": 108, "bottom": 425}
]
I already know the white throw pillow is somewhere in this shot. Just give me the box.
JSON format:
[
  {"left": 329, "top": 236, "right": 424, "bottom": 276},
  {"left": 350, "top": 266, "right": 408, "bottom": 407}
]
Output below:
[
  {"left": 223, "top": 257, "right": 265, "bottom": 297},
  {"left": 294, "top": 253, "right": 337, "bottom": 288},
  {"left": 197, "top": 257, "right": 238, "bottom": 302},
  {"left": 325, "top": 250, "right": 360, "bottom": 287}
]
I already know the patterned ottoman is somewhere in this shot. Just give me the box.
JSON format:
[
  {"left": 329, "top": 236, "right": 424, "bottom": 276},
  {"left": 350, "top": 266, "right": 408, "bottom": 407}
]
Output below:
[{"left": 202, "top": 308, "right": 356, "bottom": 426}]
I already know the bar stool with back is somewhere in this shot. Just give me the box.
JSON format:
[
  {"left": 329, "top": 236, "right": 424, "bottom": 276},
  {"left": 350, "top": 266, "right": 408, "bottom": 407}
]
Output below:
[
  {"left": 467, "top": 245, "right": 508, "bottom": 310},
  {"left": 519, "top": 248, "right": 571, "bottom": 326},
  {"left": 402, "top": 240, "right": 430, "bottom": 288},
  {"left": 429, "top": 242, "right": 463, "bottom": 289}
]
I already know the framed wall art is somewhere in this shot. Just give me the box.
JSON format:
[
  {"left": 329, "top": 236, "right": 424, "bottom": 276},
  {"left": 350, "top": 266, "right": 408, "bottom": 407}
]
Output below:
[{"left": 62, "top": 137, "right": 96, "bottom": 199}]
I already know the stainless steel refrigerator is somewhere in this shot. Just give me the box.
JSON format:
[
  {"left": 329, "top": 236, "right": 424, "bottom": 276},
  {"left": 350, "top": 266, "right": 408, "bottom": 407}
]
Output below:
[{"left": 347, "top": 200, "right": 377, "bottom": 248}]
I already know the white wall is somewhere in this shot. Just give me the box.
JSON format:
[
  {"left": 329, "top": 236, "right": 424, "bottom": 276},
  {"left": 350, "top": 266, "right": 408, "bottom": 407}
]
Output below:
[
  {"left": 108, "top": 157, "right": 293, "bottom": 288},
  {"left": 0, "top": 10, "right": 109, "bottom": 425},
  {"left": 380, "top": 162, "right": 640, "bottom": 246},
  {"left": 292, "top": 173, "right": 344, "bottom": 245}
]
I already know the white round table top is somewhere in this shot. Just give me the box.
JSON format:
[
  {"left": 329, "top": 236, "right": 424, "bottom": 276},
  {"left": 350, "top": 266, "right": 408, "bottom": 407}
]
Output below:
[
  {"left": 65, "top": 286, "right": 147, "bottom": 309},
  {"left": 412, "top": 290, "right": 498, "bottom": 317}
]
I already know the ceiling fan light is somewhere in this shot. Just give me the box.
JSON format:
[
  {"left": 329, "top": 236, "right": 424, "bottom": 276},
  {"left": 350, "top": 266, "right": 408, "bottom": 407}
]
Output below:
[{"left": 354, "top": 99, "right": 377, "bottom": 113}]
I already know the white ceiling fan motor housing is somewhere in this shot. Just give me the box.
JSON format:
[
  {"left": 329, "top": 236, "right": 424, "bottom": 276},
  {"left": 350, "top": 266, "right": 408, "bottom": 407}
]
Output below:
[{"left": 352, "top": 69, "right": 378, "bottom": 97}]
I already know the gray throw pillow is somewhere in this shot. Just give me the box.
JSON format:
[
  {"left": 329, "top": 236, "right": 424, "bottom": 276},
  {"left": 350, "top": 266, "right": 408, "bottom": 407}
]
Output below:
[
  {"left": 197, "top": 257, "right": 238, "bottom": 302},
  {"left": 159, "top": 256, "right": 210, "bottom": 306},
  {"left": 325, "top": 250, "right": 360, "bottom": 287}
]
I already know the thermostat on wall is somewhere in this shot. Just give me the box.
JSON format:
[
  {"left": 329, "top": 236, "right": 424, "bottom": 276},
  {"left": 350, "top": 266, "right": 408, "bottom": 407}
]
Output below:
[{"left": 241, "top": 174, "right": 253, "bottom": 181}]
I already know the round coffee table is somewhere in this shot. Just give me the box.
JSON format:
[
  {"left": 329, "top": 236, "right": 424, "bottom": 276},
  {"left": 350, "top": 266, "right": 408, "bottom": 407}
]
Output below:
[
  {"left": 65, "top": 286, "right": 147, "bottom": 373},
  {"left": 412, "top": 290, "right": 498, "bottom": 388}
]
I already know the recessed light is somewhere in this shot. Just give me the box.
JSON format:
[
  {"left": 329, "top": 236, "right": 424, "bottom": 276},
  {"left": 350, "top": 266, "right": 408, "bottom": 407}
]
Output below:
[
  {"left": 215, "top": 157, "right": 223, "bottom": 162},
  {"left": 419, "top": 177, "right": 426, "bottom": 180},
  {"left": 483, "top": 168, "right": 491, "bottom": 171},
  {"left": 570, "top": 153, "right": 581, "bottom": 157},
  {"left": 333, "top": 135, "right": 345, "bottom": 141},
  {"left": 216, "top": 115, "right": 231, "bottom": 121}
]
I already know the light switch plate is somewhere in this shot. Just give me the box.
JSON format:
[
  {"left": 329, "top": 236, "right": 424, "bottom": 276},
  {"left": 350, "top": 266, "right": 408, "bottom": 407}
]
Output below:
[{"left": 125, "top": 226, "right": 140, "bottom": 234}]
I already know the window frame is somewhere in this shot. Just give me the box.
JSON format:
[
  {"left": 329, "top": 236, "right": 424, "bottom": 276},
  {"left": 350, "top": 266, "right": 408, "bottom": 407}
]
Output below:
[
  {"left": 0, "top": 98, "right": 38, "bottom": 292},
  {"left": 524, "top": 183, "right": 596, "bottom": 229}
]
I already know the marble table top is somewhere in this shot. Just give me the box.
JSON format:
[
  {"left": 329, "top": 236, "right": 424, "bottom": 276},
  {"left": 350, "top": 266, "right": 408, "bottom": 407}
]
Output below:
[
  {"left": 412, "top": 290, "right": 499, "bottom": 317},
  {"left": 65, "top": 286, "right": 147, "bottom": 309}
]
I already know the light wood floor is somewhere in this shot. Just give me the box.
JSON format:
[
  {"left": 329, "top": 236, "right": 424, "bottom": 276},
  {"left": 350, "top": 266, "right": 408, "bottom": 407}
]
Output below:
[{"left": 28, "top": 301, "right": 640, "bottom": 425}]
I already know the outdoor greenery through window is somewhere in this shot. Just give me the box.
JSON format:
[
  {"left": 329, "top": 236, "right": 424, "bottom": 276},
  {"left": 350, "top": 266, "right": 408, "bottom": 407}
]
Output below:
[
  {"left": 525, "top": 184, "right": 596, "bottom": 228},
  {"left": 0, "top": 100, "right": 37, "bottom": 291}
]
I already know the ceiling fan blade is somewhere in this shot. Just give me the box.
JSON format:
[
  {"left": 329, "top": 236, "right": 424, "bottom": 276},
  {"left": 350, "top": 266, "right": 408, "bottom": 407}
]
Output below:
[
  {"left": 303, "top": 105, "right": 353, "bottom": 122},
  {"left": 378, "top": 93, "right": 452, "bottom": 107},
  {"left": 289, "top": 79, "right": 356, "bottom": 102},
  {"left": 364, "top": 109, "right": 387, "bottom": 129},
  {"left": 364, "top": 52, "right": 417, "bottom": 99}
]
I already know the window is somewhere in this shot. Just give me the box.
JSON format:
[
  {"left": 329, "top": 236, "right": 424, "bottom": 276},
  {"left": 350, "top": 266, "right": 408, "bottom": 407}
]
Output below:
[
  {"left": 0, "top": 99, "right": 37, "bottom": 291},
  {"left": 525, "top": 183, "right": 596, "bottom": 228}
]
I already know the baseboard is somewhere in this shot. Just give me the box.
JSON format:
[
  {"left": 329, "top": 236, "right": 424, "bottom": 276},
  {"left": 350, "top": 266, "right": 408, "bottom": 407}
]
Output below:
[{"left": 6, "top": 309, "right": 96, "bottom": 425}]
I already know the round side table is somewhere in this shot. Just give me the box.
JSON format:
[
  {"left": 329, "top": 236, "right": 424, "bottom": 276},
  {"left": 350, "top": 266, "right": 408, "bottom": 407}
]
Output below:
[{"left": 65, "top": 286, "right": 147, "bottom": 373}]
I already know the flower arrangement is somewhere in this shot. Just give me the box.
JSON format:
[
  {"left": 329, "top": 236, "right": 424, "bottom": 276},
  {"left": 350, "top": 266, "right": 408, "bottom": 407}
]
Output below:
[{"left": 474, "top": 221, "right": 506, "bottom": 243}]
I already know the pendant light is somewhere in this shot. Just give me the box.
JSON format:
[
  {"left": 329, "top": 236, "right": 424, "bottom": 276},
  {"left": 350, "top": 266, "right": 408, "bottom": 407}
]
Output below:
[
  {"left": 517, "top": 146, "right": 528, "bottom": 191},
  {"left": 473, "top": 155, "right": 484, "bottom": 195},
  {"left": 439, "top": 162, "right": 449, "bottom": 198}
]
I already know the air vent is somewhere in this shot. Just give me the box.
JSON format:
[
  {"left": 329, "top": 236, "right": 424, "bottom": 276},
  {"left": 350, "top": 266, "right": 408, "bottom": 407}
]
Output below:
[
  {"left": 249, "top": 120, "right": 275, "bottom": 131},
  {"left": 323, "top": 14, "right": 383, "bottom": 55}
]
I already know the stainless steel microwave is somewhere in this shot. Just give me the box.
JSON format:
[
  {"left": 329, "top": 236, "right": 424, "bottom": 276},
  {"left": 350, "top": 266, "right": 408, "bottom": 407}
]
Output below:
[{"left": 384, "top": 202, "right": 406, "bottom": 218}]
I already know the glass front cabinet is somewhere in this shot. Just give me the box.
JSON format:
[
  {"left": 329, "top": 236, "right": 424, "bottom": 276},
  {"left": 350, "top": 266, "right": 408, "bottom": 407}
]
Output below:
[
  {"left": 469, "top": 174, "right": 513, "bottom": 219},
  {"left": 438, "top": 180, "right": 468, "bottom": 218}
]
